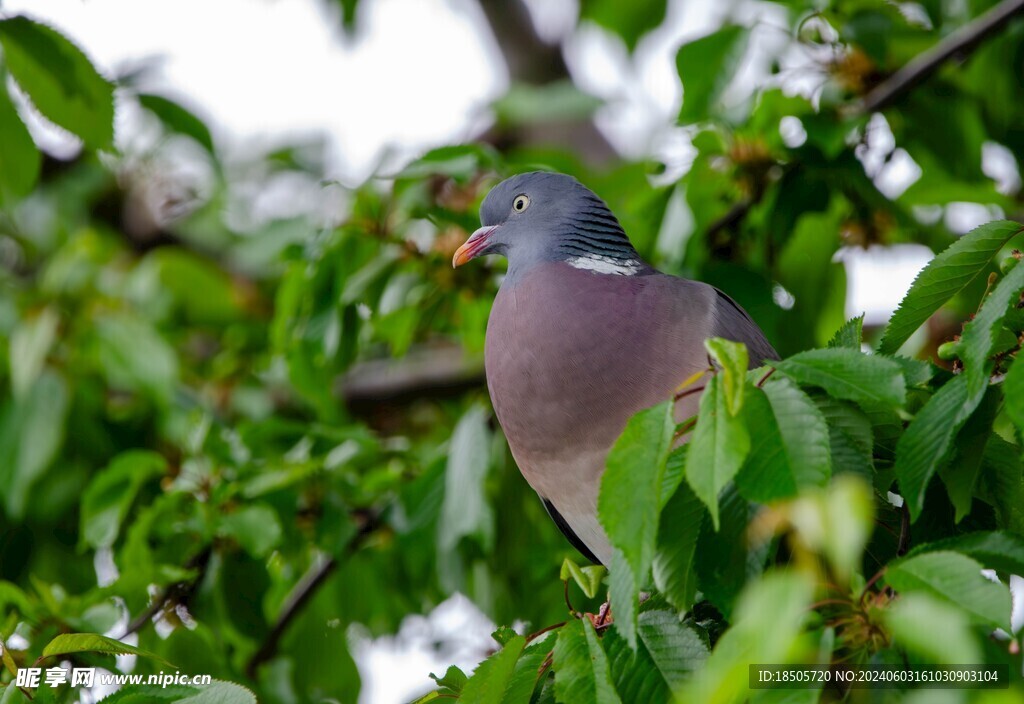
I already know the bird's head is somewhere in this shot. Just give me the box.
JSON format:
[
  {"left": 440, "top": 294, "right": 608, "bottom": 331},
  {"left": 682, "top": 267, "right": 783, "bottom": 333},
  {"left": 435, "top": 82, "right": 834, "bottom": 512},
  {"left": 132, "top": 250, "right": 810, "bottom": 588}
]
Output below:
[{"left": 452, "top": 172, "right": 642, "bottom": 277}]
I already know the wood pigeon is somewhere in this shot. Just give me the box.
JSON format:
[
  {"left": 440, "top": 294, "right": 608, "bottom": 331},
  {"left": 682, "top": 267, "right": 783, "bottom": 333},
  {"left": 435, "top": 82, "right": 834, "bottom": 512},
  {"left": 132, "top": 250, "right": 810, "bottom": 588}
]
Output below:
[{"left": 453, "top": 172, "right": 776, "bottom": 566}]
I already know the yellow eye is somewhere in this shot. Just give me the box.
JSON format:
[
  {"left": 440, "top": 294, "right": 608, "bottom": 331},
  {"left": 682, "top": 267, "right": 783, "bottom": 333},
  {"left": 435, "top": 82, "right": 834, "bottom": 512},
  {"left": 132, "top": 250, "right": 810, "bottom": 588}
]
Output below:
[{"left": 512, "top": 194, "right": 530, "bottom": 212}]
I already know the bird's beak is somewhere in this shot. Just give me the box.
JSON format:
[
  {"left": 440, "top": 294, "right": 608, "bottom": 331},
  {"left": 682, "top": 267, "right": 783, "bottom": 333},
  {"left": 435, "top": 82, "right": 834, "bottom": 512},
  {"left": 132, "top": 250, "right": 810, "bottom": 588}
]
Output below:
[{"left": 452, "top": 225, "right": 498, "bottom": 268}]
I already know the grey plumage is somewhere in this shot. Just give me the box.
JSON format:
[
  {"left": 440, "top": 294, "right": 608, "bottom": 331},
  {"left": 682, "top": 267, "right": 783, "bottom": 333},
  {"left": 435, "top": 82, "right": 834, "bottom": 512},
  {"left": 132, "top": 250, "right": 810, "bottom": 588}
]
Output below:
[{"left": 454, "top": 172, "right": 776, "bottom": 566}]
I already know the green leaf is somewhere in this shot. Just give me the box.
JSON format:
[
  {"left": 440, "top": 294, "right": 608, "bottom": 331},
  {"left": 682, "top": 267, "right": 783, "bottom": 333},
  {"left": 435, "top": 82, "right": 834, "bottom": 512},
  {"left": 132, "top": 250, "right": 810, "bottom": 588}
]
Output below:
[
  {"left": 878, "top": 220, "right": 1024, "bottom": 354},
  {"left": 906, "top": 531, "right": 1024, "bottom": 578},
  {"left": 977, "top": 436, "right": 1024, "bottom": 533},
  {"left": 684, "top": 376, "right": 750, "bottom": 529},
  {"left": 883, "top": 593, "right": 982, "bottom": 665},
  {"left": 774, "top": 348, "right": 905, "bottom": 408},
  {"left": 504, "top": 638, "right": 556, "bottom": 703},
  {"left": 736, "top": 378, "right": 831, "bottom": 502},
  {"left": 683, "top": 570, "right": 814, "bottom": 702},
  {"left": 8, "top": 306, "right": 58, "bottom": 400},
  {"left": 1003, "top": 356, "right": 1024, "bottom": 433},
  {"left": 429, "top": 665, "right": 467, "bottom": 696},
  {"left": 894, "top": 374, "right": 986, "bottom": 521},
  {"left": 92, "top": 685, "right": 200, "bottom": 703},
  {"left": 608, "top": 549, "right": 639, "bottom": 650},
  {"left": 42, "top": 633, "right": 170, "bottom": 664},
  {"left": 138, "top": 93, "right": 214, "bottom": 153},
  {"left": 937, "top": 387, "right": 999, "bottom": 522},
  {"left": 652, "top": 481, "right": 703, "bottom": 613},
  {"left": 553, "top": 620, "right": 621, "bottom": 704},
  {"left": 438, "top": 405, "right": 494, "bottom": 557},
  {"left": 0, "top": 371, "right": 69, "bottom": 520},
  {"left": 0, "top": 80, "right": 40, "bottom": 205},
  {"left": 219, "top": 504, "right": 283, "bottom": 558},
  {"left": 959, "top": 261, "right": 1024, "bottom": 397},
  {"left": 705, "top": 337, "right": 748, "bottom": 416},
  {"left": 885, "top": 551, "right": 1011, "bottom": 630},
  {"left": 561, "top": 558, "right": 607, "bottom": 600},
  {"left": 176, "top": 682, "right": 259, "bottom": 704},
  {"left": 0, "top": 16, "right": 115, "bottom": 148},
  {"left": 461, "top": 635, "right": 526, "bottom": 703},
  {"left": 637, "top": 610, "right": 708, "bottom": 690},
  {"left": 827, "top": 314, "right": 864, "bottom": 349},
  {"left": 598, "top": 400, "right": 674, "bottom": 599},
  {"left": 80, "top": 450, "right": 166, "bottom": 550},
  {"left": 93, "top": 314, "right": 179, "bottom": 406},
  {"left": 677, "top": 26, "right": 748, "bottom": 124},
  {"left": 579, "top": 0, "right": 667, "bottom": 51},
  {"left": 813, "top": 396, "right": 874, "bottom": 478}
]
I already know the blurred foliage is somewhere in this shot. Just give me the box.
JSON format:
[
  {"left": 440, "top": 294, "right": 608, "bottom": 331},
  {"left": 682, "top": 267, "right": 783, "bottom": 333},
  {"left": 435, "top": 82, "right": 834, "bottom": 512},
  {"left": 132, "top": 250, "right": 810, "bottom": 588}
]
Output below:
[{"left": 0, "top": 0, "right": 1022, "bottom": 702}]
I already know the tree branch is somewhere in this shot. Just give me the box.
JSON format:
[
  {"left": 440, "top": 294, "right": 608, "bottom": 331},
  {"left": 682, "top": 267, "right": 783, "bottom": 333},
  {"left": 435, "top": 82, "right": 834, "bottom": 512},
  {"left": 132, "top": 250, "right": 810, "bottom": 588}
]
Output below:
[
  {"left": 245, "top": 509, "right": 383, "bottom": 678},
  {"left": 119, "top": 547, "right": 212, "bottom": 640},
  {"left": 849, "top": 0, "right": 1024, "bottom": 116}
]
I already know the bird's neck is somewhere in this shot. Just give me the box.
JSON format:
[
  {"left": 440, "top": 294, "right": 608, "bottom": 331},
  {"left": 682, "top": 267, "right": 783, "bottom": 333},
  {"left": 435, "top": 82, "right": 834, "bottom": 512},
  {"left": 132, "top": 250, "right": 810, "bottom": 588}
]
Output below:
[{"left": 550, "top": 204, "right": 645, "bottom": 276}]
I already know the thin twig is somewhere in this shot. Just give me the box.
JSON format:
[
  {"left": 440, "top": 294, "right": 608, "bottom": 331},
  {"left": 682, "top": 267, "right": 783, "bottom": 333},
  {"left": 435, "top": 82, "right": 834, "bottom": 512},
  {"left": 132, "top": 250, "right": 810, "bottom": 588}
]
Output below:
[
  {"left": 756, "top": 367, "right": 777, "bottom": 387},
  {"left": 897, "top": 503, "right": 912, "bottom": 556},
  {"left": 245, "top": 509, "right": 383, "bottom": 678},
  {"left": 119, "top": 547, "right": 212, "bottom": 639},
  {"left": 848, "top": 0, "right": 1024, "bottom": 116}
]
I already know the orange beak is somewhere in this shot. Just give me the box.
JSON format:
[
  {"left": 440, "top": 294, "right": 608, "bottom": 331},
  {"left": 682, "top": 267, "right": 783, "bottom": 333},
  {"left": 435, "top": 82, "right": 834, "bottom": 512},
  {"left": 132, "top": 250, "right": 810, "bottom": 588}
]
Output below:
[{"left": 452, "top": 225, "right": 498, "bottom": 267}]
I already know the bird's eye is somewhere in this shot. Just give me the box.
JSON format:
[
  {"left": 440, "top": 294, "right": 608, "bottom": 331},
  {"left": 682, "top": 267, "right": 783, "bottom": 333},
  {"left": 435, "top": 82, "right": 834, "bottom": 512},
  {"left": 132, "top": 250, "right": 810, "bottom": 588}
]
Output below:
[{"left": 512, "top": 194, "right": 530, "bottom": 212}]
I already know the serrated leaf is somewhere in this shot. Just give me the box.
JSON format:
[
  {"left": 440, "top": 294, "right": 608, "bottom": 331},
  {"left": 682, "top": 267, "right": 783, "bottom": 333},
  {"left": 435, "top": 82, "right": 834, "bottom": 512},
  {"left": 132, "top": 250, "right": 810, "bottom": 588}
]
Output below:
[
  {"left": 608, "top": 549, "right": 638, "bottom": 650},
  {"left": 598, "top": 400, "right": 674, "bottom": 596},
  {"left": 879, "top": 220, "right": 1024, "bottom": 354},
  {"left": 177, "top": 682, "right": 259, "bottom": 704},
  {"left": 460, "top": 635, "right": 526, "bottom": 703},
  {"left": 906, "top": 531, "right": 1024, "bottom": 578},
  {"left": 561, "top": 558, "right": 607, "bottom": 600},
  {"left": 827, "top": 314, "right": 864, "bottom": 349},
  {"left": 894, "top": 374, "right": 986, "bottom": 521},
  {"left": 0, "top": 16, "right": 114, "bottom": 148},
  {"left": 503, "top": 638, "right": 555, "bottom": 703},
  {"left": 775, "top": 348, "right": 905, "bottom": 407},
  {"left": 959, "top": 261, "right": 1024, "bottom": 396},
  {"left": 677, "top": 26, "right": 748, "bottom": 124},
  {"left": 684, "top": 376, "right": 750, "bottom": 529},
  {"left": 652, "top": 481, "right": 703, "bottom": 613},
  {"left": 42, "top": 633, "right": 171, "bottom": 664},
  {"left": 603, "top": 625, "right": 670, "bottom": 703},
  {"left": 705, "top": 338, "right": 748, "bottom": 416},
  {"left": 637, "top": 610, "right": 708, "bottom": 689},
  {"left": 736, "top": 379, "right": 830, "bottom": 502},
  {"left": 885, "top": 551, "right": 1011, "bottom": 630},
  {"left": 976, "top": 436, "right": 1024, "bottom": 533},
  {"left": 0, "top": 79, "right": 40, "bottom": 205},
  {"left": 884, "top": 593, "right": 982, "bottom": 664},
  {"left": 1004, "top": 356, "right": 1024, "bottom": 433},
  {"left": 553, "top": 620, "right": 621, "bottom": 704},
  {"left": 138, "top": 93, "right": 214, "bottom": 153},
  {"left": 937, "top": 387, "right": 999, "bottom": 522},
  {"left": 813, "top": 395, "right": 874, "bottom": 478},
  {"left": 429, "top": 665, "right": 467, "bottom": 696},
  {"left": 80, "top": 450, "right": 166, "bottom": 550}
]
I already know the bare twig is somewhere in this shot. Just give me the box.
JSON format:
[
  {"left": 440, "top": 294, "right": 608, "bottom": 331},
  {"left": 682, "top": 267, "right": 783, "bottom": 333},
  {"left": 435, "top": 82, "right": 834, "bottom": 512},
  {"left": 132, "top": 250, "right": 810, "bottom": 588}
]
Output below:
[
  {"left": 849, "top": 0, "right": 1024, "bottom": 116},
  {"left": 245, "top": 509, "right": 383, "bottom": 678},
  {"left": 119, "top": 547, "right": 212, "bottom": 640}
]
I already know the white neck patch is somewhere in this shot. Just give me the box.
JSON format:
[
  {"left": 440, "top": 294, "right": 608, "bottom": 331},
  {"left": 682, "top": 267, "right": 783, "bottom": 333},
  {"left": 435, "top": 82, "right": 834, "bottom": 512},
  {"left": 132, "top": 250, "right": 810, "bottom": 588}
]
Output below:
[{"left": 566, "top": 255, "right": 641, "bottom": 276}]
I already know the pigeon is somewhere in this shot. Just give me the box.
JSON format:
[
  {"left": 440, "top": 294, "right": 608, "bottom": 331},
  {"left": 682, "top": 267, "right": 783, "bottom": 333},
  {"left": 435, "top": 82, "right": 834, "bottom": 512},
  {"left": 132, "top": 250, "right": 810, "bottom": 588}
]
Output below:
[{"left": 453, "top": 172, "right": 776, "bottom": 566}]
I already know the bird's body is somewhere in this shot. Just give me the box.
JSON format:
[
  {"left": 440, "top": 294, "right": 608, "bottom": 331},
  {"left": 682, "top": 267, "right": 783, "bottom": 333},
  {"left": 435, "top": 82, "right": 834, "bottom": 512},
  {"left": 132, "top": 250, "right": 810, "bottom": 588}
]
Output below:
[{"left": 453, "top": 172, "right": 776, "bottom": 566}]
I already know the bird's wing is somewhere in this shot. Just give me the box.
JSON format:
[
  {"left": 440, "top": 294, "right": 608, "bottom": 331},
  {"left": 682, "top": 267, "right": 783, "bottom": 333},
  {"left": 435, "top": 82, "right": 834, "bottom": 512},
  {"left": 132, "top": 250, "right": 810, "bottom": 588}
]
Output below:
[{"left": 709, "top": 287, "right": 779, "bottom": 365}]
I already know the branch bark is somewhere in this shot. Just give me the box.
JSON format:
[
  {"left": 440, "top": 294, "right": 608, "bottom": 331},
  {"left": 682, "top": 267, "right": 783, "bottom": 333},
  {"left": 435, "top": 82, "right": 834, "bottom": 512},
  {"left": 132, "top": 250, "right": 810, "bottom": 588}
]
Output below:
[{"left": 848, "top": 0, "right": 1024, "bottom": 116}]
